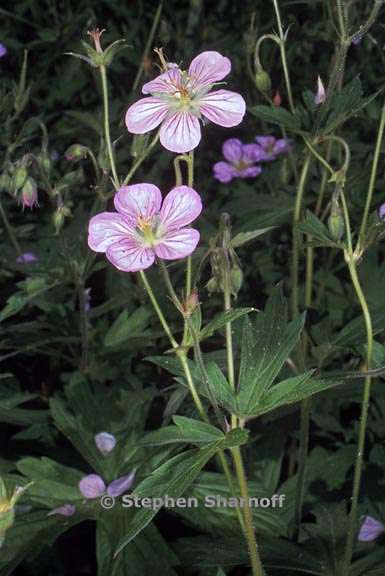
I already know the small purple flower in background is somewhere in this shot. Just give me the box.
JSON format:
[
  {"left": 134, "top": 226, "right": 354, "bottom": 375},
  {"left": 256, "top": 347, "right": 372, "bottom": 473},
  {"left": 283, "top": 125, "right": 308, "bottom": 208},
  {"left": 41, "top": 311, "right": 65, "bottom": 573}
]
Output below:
[
  {"left": 358, "top": 515, "right": 385, "bottom": 542},
  {"left": 95, "top": 432, "right": 116, "bottom": 455},
  {"left": 254, "top": 136, "right": 290, "bottom": 162},
  {"left": 213, "top": 138, "right": 262, "bottom": 183},
  {"left": 16, "top": 252, "right": 38, "bottom": 264},
  {"left": 125, "top": 51, "right": 246, "bottom": 153},
  {"left": 79, "top": 474, "right": 106, "bottom": 499},
  {"left": 106, "top": 472, "right": 135, "bottom": 497},
  {"left": 47, "top": 504, "right": 76, "bottom": 517},
  {"left": 0, "top": 44, "right": 7, "bottom": 58},
  {"left": 352, "top": 37, "right": 362, "bottom": 46},
  {"left": 79, "top": 472, "right": 135, "bottom": 499},
  {"left": 88, "top": 183, "right": 202, "bottom": 272},
  {"left": 314, "top": 75, "right": 326, "bottom": 105},
  {"left": 378, "top": 203, "right": 385, "bottom": 221}
]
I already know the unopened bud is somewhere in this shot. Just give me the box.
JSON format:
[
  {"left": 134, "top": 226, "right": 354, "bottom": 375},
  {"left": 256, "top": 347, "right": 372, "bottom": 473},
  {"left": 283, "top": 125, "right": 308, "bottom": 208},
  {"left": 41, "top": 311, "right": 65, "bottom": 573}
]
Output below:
[
  {"left": 254, "top": 69, "right": 272, "bottom": 93},
  {"left": 65, "top": 144, "right": 88, "bottom": 162},
  {"left": 273, "top": 90, "right": 282, "bottom": 107},
  {"left": 13, "top": 165, "right": 28, "bottom": 190},
  {"left": 230, "top": 263, "right": 243, "bottom": 297},
  {"left": 314, "top": 75, "right": 326, "bottom": 105},
  {"left": 20, "top": 178, "right": 38, "bottom": 209},
  {"left": 53, "top": 204, "right": 71, "bottom": 233},
  {"left": 328, "top": 196, "right": 345, "bottom": 241},
  {"left": 182, "top": 290, "right": 199, "bottom": 317}
]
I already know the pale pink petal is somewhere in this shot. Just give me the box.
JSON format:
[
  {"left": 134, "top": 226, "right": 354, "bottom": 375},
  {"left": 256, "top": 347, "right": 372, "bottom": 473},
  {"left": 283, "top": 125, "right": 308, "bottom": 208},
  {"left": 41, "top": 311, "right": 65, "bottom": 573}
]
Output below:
[
  {"left": 125, "top": 97, "right": 169, "bottom": 134},
  {"left": 142, "top": 66, "right": 182, "bottom": 95},
  {"left": 160, "top": 111, "right": 201, "bottom": 153},
  {"left": 188, "top": 51, "right": 231, "bottom": 89},
  {"left": 106, "top": 239, "right": 155, "bottom": 272},
  {"left": 114, "top": 184, "right": 162, "bottom": 221},
  {"left": 222, "top": 138, "right": 243, "bottom": 163},
  {"left": 155, "top": 228, "right": 200, "bottom": 260},
  {"left": 199, "top": 90, "right": 246, "bottom": 127},
  {"left": 159, "top": 186, "right": 202, "bottom": 230},
  {"left": 88, "top": 213, "right": 135, "bottom": 253}
]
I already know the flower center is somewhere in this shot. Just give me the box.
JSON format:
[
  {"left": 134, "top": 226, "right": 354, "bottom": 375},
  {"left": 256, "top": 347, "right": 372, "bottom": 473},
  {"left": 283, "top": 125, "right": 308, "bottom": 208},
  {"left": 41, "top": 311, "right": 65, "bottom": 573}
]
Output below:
[
  {"left": 234, "top": 160, "right": 250, "bottom": 171},
  {"left": 137, "top": 215, "right": 161, "bottom": 246}
]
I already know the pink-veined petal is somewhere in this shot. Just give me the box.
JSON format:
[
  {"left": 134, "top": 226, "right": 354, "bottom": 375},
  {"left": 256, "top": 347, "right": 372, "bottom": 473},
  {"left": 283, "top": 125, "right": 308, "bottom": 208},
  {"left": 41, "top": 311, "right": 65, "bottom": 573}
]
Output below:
[
  {"left": 106, "top": 239, "right": 155, "bottom": 272},
  {"left": 125, "top": 97, "right": 169, "bottom": 134},
  {"left": 358, "top": 516, "right": 385, "bottom": 542},
  {"left": 88, "top": 213, "right": 135, "bottom": 253},
  {"left": 155, "top": 228, "right": 200, "bottom": 260},
  {"left": 160, "top": 185, "right": 202, "bottom": 230},
  {"left": 199, "top": 90, "right": 246, "bottom": 127},
  {"left": 160, "top": 111, "right": 201, "bottom": 153},
  {"left": 188, "top": 51, "right": 231, "bottom": 90},
  {"left": 213, "top": 161, "right": 237, "bottom": 183},
  {"left": 142, "top": 66, "right": 182, "bottom": 95},
  {"left": 114, "top": 183, "right": 162, "bottom": 221},
  {"left": 222, "top": 138, "right": 243, "bottom": 163}
]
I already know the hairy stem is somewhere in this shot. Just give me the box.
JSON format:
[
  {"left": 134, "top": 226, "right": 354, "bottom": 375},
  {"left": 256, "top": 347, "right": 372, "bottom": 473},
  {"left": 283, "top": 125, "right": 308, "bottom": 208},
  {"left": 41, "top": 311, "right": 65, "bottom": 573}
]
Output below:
[{"left": 100, "top": 65, "right": 119, "bottom": 188}]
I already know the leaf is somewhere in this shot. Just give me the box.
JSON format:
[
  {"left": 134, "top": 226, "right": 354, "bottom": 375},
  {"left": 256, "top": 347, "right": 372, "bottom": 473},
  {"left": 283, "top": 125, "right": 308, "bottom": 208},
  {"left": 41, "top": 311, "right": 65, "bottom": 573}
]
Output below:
[
  {"left": 199, "top": 308, "right": 254, "bottom": 341},
  {"left": 103, "top": 306, "right": 152, "bottom": 347},
  {"left": 297, "top": 210, "right": 339, "bottom": 248},
  {"left": 250, "top": 372, "right": 343, "bottom": 417},
  {"left": 236, "top": 286, "right": 305, "bottom": 415},
  {"left": 248, "top": 105, "right": 301, "bottom": 132},
  {"left": 113, "top": 443, "right": 221, "bottom": 557},
  {"left": 139, "top": 417, "right": 224, "bottom": 447},
  {"left": 230, "top": 228, "right": 274, "bottom": 248}
]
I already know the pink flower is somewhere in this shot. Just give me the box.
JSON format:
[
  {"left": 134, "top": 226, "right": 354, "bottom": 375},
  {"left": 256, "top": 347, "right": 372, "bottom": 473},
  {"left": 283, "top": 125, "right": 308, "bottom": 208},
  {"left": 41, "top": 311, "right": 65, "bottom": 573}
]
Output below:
[
  {"left": 0, "top": 44, "right": 7, "bottom": 58},
  {"left": 79, "top": 474, "right": 106, "bottom": 499},
  {"left": 107, "top": 472, "right": 135, "bottom": 497},
  {"left": 47, "top": 504, "right": 76, "bottom": 517},
  {"left": 16, "top": 252, "right": 38, "bottom": 264},
  {"left": 88, "top": 183, "right": 202, "bottom": 272},
  {"left": 125, "top": 51, "right": 246, "bottom": 153},
  {"left": 95, "top": 432, "right": 116, "bottom": 455},
  {"left": 213, "top": 138, "right": 262, "bottom": 183}
]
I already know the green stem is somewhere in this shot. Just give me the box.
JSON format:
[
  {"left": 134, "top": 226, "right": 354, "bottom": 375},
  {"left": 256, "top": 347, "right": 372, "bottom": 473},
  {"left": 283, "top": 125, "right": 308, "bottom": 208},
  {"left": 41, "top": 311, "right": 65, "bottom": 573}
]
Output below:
[
  {"left": 342, "top": 256, "right": 373, "bottom": 575},
  {"left": 358, "top": 100, "right": 385, "bottom": 244},
  {"left": 291, "top": 153, "right": 312, "bottom": 320},
  {"left": 0, "top": 200, "right": 23, "bottom": 258},
  {"left": 186, "top": 151, "right": 194, "bottom": 297},
  {"left": 122, "top": 132, "right": 160, "bottom": 186},
  {"left": 232, "top": 447, "right": 264, "bottom": 576},
  {"left": 139, "top": 270, "right": 178, "bottom": 348},
  {"left": 100, "top": 65, "right": 119, "bottom": 188},
  {"left": 77, "top": 280, "right": 89, "bottom": 372},
  {"left": 271, "top": 0, "right": 295, "bottom": 112},
  {"left": 131, "top": 0, "right": 164, "bottom": 93}
]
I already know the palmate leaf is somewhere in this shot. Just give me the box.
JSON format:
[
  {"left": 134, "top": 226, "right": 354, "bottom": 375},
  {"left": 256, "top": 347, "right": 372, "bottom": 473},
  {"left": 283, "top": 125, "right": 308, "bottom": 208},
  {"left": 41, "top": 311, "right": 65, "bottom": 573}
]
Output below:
[
  {"left": 297, "top": 210, "right": 340, "bottom": 248},
  {"left": 236, "top": 286, "right": 305, "bottom": 415},
  {"left": 138, "top": 416, "right": 225, "bottom": 447},
  {"left": 248, "top": 105, "right": 302, "bottom": 132},
  {"left": 113, "top": 442, "right": 221, "bottom": 558}
]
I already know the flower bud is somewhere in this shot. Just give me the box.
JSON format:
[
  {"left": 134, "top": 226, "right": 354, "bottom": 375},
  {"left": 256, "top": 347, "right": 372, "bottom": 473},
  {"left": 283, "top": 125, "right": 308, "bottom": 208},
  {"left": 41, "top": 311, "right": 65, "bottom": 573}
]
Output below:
[
  {"left": 273, "top": 90, "right": 282, "bottom": 107},
  {"left": 230, "top": 262, "right": 243, "bottom": 297},
  {"left": 314, "top": 75, "right": 326, "bottom": 105},
  {"left": 328, "top": 196, "right": 345, "bottom": 241},
  {"left": 95, "top": 432, "right": 116, "bottom": 455},
  {"left": 52, "top": 204, "right": 71, "bottom": 234},
  {"left": 0, "top": 479, "right": 31, "bottom": 547},
  {"left": 20, "top": 178, "right": 38, "bottom": 209},
  {"left": 65, "top": 144, "right": 88, "bottom": 162},
  {"left": 107, "top": 472, "right": 135, "bottom": 497},
  {"left": 254, "top": 69, "right": 272, "bottom": 93},
  {"left": 79, "top": 474, "right": 106, "bottom": 499},
  {"left": 13, "top": 165, "right": 28, "bottom": 190},
  {"left": 181, "top": 290, "right": 199, "bottom": 318},
  {"left": 47, "top": 504, "right": 76, "bottom": 517}
]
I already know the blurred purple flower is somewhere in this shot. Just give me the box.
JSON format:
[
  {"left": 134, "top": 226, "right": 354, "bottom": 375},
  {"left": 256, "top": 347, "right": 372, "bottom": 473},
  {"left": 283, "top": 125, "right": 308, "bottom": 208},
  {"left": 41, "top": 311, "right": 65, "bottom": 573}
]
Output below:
[
  {"left": 254, "top": 136, "right": 290, "bottom": 162},
  {"left": 79, "top": 474, "right": 106, "bottom": 499},
  {"left": 95, "top": 431, "right": 116, "bottom": 455},
  {"left": 352, "top": 37, "right": 362, "bottom": 46},
  {"left": 358, "top": 516, "right": 385, "bottom": 542},
  {"left": 125, "top": 51, "right": 246, "bottom": 153},
  {"left": 0, "top": 44, "right": 7, "bottom": 58},
  {"left": 88, "top": 184, "right": 202, "bottom": 272},
  {"left": 47, "top": 504, "right": 76, "bottom": 517},
  {"left": 107, "top": 472, "right": 135, "bottom": 497},
  {"left": 213, "top": 138, "right": 262, "bottom": 183},
  {"left": 16, "top": 252, "right": 38, "bottom": 264},
  {"left": 378, "top": 203, "right": 385, "bottom": 220}
]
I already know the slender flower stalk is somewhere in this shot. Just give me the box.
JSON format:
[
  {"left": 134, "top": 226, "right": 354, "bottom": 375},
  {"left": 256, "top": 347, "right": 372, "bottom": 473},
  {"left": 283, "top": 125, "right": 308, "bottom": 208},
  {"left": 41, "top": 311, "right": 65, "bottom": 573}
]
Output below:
[
  {"left": 0, "top": 199, "right": 23, "bottom": 258},
  {"left": 271, "top": 0, "right": 295, "bottom": 112},
  {"left": 100, "top": 65, "right": 119, "bottom": 188},
  {"left": 358, "top": 100, "right": 385, "bottom": 244},
  {"left": 122, "top": 131, "right": 160, "bottom": 186},
  {"left": 186, "top": 151, "right": 194, "bottom": 297}
]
